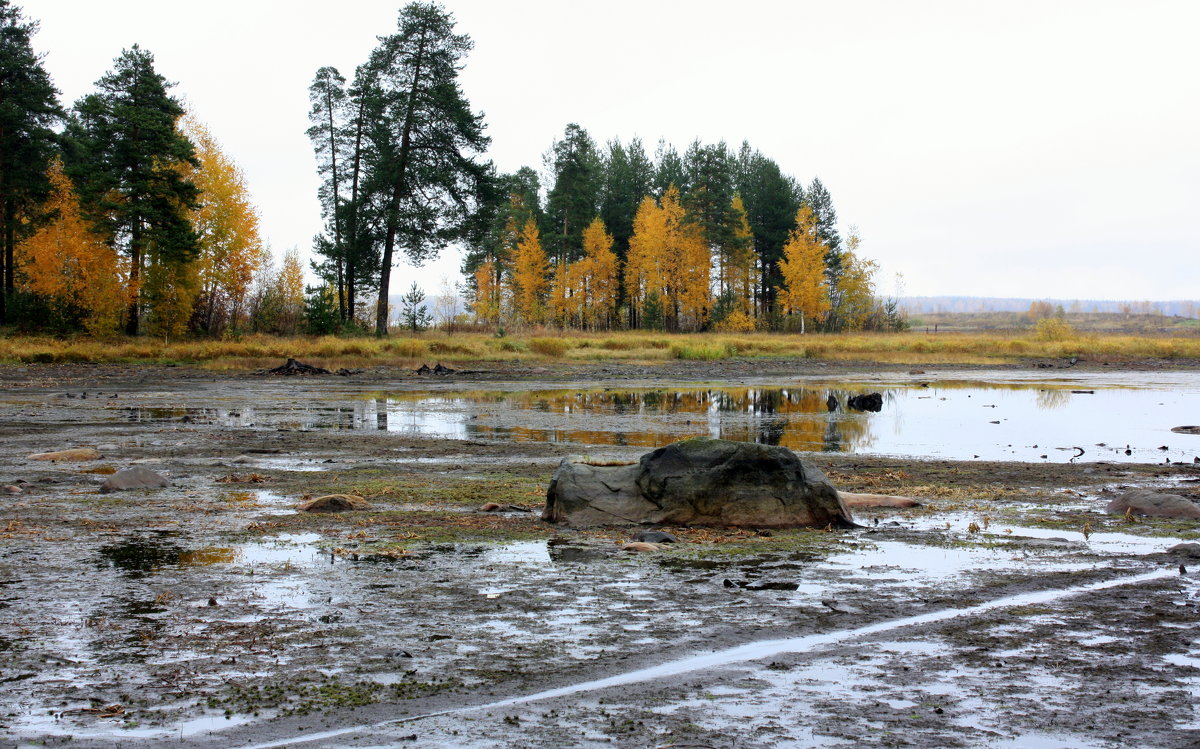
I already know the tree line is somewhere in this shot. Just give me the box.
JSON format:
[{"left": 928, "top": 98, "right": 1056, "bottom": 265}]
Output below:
[
  {"left": 462, "top": 127, "right": 903, "bottom": 333},
  {"left": 0, "top": 0, "right": 306, "bottom": 337},
  {"left": 4, "top": 0, "right": 903, "bottom": 340}
]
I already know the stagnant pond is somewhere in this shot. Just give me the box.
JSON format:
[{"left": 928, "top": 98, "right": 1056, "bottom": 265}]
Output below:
[{"left": 110, "top": 371, "right": 1200, "bottom": 464}]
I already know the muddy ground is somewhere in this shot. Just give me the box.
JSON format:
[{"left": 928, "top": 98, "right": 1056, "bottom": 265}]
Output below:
[{"left": 1, "top": 359, "right": 1199, "bottom": 748}]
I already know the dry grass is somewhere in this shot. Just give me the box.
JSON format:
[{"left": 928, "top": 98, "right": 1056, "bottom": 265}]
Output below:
[{"left": 1, "top": 328, "right": 1198, "bottom": 368}]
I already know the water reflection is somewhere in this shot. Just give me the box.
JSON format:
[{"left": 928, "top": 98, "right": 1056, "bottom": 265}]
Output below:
[{"left": 107, "top": 378, "right": 1200, "bottom": 463}]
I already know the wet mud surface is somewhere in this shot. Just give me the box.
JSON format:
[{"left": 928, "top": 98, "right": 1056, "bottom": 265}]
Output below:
[{"left": 1, "top": 361, "right": 1199, "bottom": 747}]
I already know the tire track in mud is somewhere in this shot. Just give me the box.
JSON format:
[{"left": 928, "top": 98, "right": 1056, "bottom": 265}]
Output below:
[{"left": 236, "top": 567, "right": 1176, "bottom": 749}]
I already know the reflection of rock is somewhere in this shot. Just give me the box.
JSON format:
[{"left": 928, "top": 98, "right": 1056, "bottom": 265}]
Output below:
[
  {"left": 298, "top": 494, "right": 372, "bottom": 512},
  {"left": 837, "top": 492, "right": 921, "bottom": 508},
  {"left": 847, "top": 393, "right": 883, "bottom": 412},
  {"left": 543, "top": 438, "right": 853, "bottom": 529},
  {"left": 100, "top": 467, "right": 169, "bottom": 493},
  {"left": 1105, "top": 490, "right": 1200, "bottom": 519},
  {"left": 1171, "top": 426, "right": 1200, "bottom": 435}
]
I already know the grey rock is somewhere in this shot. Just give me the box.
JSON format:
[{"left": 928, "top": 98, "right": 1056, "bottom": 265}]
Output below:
[
  {"left": 100, "top": 467, "right": 170, "bottom": 493},
  {"left": 543, "top": 438, "right": 853, "bottom": 529},
  {"left": 1105, "top": 489, "right": 1200, "bottom": 519},
  {"left": 1166, "top": 542, "right": 1200, "bottom": 558}
]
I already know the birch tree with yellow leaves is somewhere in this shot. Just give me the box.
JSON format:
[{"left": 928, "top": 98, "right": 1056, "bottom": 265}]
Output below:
[
  {"left": 15, "top": 159, "right": 125, "bottom": 334},
  {"left": 779, "top": 205, "right": 829, "bottom": 333},
  {"left": 510, "top": 218, "right": 548, "bottom": 324},
  {"left": 180, "top": 116, "right": 269, "bottom": 334}
]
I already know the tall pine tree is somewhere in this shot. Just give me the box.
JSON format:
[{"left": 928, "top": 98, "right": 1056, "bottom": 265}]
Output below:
[
  {"left": 360, "top": 2, "right": 491, "bottom": 336},
  {"left": 0, "top": 0, "right": 62, "bottom": 324},
  {"left": 67, "top": 45, "right": 198, "bottom": 335}
]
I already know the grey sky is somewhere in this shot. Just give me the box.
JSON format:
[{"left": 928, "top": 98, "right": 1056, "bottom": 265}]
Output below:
[{"left": 25, "top": 0, "right": 1200, "bottom": 301}]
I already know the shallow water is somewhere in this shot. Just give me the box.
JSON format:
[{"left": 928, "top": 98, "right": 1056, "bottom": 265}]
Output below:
[{"left": 90, "top": 371, "right": 1200, "bottom": 463}]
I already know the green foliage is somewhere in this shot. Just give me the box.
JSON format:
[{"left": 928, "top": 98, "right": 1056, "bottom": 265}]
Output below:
[
  {"left": 641, "top": 290, "right": 665, "bottom": 331},
  {"left": 544, "top": 123, "right": 602, "bottom": 263},
  {"left": 356, "top": 2, "right": 492, "bottom": 335},
  {"left": 304, "top": 284, "right": 340, "bottom": 335},
  {"left": 398, "top": 282, "right": 432, "bottom": 333}
]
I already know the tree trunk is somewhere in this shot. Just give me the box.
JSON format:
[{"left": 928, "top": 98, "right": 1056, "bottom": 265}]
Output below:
[
  {"left": 375, "top": 32, "right": 429, "bottom": 337},
  {"left": 346, "top": 96, "right": 366, "bottom": 326},
  {"left": 126, "top": 221, "right": 141, "bottom": 336},
  {"left": 323, "top": 86, "right": 346, "bottom": 324}
]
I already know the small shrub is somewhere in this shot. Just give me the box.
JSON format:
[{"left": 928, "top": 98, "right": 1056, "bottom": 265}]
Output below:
[
  {"left": 1035, "top": 318, "right": 1075, "bottom": 342},
  {"left": 529, "top": 338, "right": 570, "bottom": 357},
  {"left": 714, "top": 310, "right": 757, "bottom": 333}
]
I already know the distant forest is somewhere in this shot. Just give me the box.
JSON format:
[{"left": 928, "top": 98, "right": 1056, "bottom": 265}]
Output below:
[{"left": 902, "top": 297, "right": 1200, "bottom": 318}]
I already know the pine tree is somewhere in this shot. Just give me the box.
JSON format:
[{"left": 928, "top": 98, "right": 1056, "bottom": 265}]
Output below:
[
  {"left": 544, "top": 123, "right": 601, "bottom": 265},
  {"left": 399, "top": 281, "right": 432, "bottom": 332},
  {"left": 66, "top": 45, "right": 199, "bottom": 336},
  {"left": 361, "top": 2, "right": 491, "bottom": 336},
  {"left": 0, "top": 0, "right": 63, "bottom": 324}
]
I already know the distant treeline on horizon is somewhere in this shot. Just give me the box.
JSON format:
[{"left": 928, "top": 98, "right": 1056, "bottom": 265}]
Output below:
[{"left": 901, "top": 297, "right": 1200, "bottom": 317}]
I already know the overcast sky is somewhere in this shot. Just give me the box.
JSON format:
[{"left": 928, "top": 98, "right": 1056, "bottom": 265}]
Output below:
[{"left": 24, "top": 0, "right": 1200, "bottom": 301}]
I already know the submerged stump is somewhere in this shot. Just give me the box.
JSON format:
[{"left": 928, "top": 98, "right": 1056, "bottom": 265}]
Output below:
[{"left": 543, "top": 437, "right": 854, "bottom": 528}]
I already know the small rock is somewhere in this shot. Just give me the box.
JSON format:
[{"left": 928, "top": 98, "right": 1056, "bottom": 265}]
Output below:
[
  {"left": 480, "top": 502, "right": 503, "bottom": 512},
  {"left": 230, "top": 455, "right": 257, "bottom": 465},
  {"left": 100, "top": 467, "right": 170, "bottom": 493},
  {"left": 1170, "top": 426, "right": 1200, "bottom": 435},
  {"left": 3, "top": 485, "right": 21, "bottom": 495},
  {"left": 621, "top": 542, "right": 663, "bottom": 553},
  {"left": 28, "top": 448, "right": 102, "bottom": 462},
  {"left": 208, "top": 597, "right": 218, "bottom": 607},
  {"left": 633, "top": 530, "right": 679, "bottom": 544},
  {"left": 298, "top": 494, "right": 372, "bottom": 513}
]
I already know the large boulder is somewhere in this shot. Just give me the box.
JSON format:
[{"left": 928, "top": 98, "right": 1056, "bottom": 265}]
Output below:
[
  {"left": 543, "top": 438, "right": 853, "bottom": 528},
  {"left": 1105, "top": 489, "right": 1200, "bottom": 519}
]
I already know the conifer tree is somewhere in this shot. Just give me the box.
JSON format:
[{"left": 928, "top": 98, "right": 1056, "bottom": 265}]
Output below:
[
  {"left": 361, "top": 2, "right": 491, "bottom": 336},
  {"left": 67, "top": 45, "right": 199, "bottom": 336},
  {"left": 0, "top": 0, "right": 62, "bottom": 324},
  {"left": 544, "top": 123, "right": 601, "bottom": 265}
]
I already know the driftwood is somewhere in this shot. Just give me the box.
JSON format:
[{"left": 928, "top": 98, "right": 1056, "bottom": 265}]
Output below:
[
  {"left": 837, "top": 492, "right": 922, "bottom": 509},
  {"left": 266, "top": 358, "right": 331, "bottom": 376}
]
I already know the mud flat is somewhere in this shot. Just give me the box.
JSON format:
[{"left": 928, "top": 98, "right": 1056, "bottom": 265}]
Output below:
[{"left": 1, "top": 360, "right": 1198, "bottom": 748}]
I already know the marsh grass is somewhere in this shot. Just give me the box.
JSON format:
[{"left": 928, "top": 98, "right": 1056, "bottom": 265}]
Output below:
[{"left": 2, "top": 329, "right": 1198, "bottom": 368}]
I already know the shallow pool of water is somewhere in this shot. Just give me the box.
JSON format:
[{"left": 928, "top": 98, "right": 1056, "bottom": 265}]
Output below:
[{"left": 82, "top": 371, "right": 1200, "bottom": 462}]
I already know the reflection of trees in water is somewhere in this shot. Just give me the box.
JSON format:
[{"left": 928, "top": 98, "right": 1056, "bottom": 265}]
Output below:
[
  {"left": 1036, "top": 388, "right": 1072, "bottom": 410},
  {"left": 456, "top": 387, "right": 878, "bottom": 452}
]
